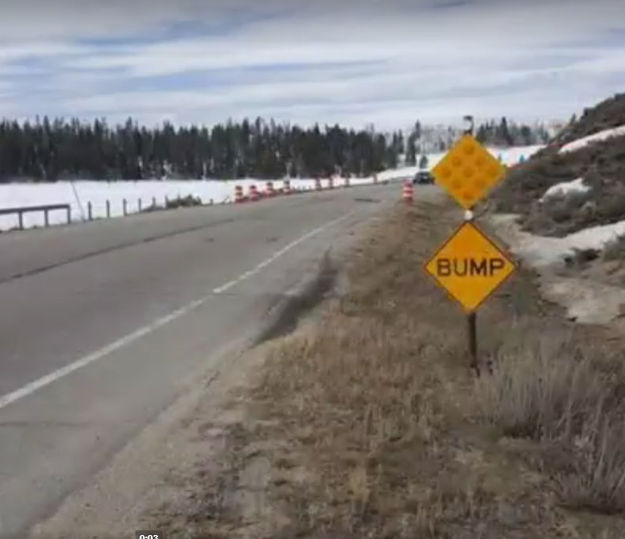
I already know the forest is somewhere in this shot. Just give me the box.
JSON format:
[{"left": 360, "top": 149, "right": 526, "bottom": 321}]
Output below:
[{"left": 0, "top": 116, "right": 550, "bottom": 182}]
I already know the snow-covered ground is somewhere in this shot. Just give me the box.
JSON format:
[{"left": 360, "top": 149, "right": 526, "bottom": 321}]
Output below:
[
  {"left": 0, "top": 144, "right": 543, "bottom": 232},
  {"left": 492, "top": 213, "right": 625, "bottom": 324},
  {"left": 0, "top": 178, "right": 330, "bottom": 231},
  {"left": 493, "top": 214, "right": 625, "bottom": 270},
  {"left": 559, "top": 125, "right": 625, "bottom": 154},
  {"left": 540, "top": 178, "right": 590, "bottom": 202},
  {"left": 0, "top": 175, "right": 414, "bottom": 231}
]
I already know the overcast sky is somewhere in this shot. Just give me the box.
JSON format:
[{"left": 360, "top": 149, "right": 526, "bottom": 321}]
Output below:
[{"left": 0, "top": 0, "right": 624, "bottom": 130}]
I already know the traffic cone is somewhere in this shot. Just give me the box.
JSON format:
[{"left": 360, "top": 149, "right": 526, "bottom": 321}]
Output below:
[
  {"left": 234, "top": 185, "right": 244, "bottom": 203},
  {"left": 249, "top": 184, "right": 260, "bottom": 202},
  {"left": 402, "top": 180, "right": 413, "bottom": 203}
]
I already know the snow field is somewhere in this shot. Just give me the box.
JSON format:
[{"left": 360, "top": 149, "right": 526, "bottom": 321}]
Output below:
[{"left": 0, "top": 145, "right": 544, "bottom": 232}]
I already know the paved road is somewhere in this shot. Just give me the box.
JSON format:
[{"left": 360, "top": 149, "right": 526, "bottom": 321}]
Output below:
[{"left": 0, "top": 183, "right": 417, "bottom": 537}]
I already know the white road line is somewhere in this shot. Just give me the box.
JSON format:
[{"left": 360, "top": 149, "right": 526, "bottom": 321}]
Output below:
[{"left": 0, "top": 212, "right": 354, "bottom": 411}]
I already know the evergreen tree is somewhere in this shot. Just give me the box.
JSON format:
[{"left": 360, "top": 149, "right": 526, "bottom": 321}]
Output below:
[
  {"left": 0, "top": 115, "right": 550, "bottom": 182},
  {"left": 406, "top": 134, "right": 417, "bottom": 166}
]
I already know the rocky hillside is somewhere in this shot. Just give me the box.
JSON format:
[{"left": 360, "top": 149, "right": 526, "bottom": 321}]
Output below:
[{"left": 493, "top": 93, "right": 625, "bottom": 237}]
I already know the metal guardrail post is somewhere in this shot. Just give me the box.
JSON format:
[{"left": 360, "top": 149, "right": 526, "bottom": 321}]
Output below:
[
  {"left": 123, "top": 199, "right": 128, "bottom": 216},
  {"left": 87, "top": 202, "right": 93, "bottom": 221},
  {"left": 66, "top": 206, "right": 71, "bottom": 225},
  {"left": 44, "top": 209, "right": 49, "bottom": 227},
  {"left": 106, "top": 200, "right": 111, "bottom": 219},
  {"left": 138, "top": 198, "right": 142, "bottom": 212}
]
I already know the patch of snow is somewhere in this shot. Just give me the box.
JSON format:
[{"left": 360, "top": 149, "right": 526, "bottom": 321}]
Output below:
[
  {"left": 492, "top": 214, "right": 625, "bottom": 270},
  {"left": 492, "top": 213, "right": 625, "bottom": 324},
  {"left": 540, "top": 178, "right": 590, "bottom": 202},
  {"left": 559, "top": 125, "right": 625, "bottom": 154}
]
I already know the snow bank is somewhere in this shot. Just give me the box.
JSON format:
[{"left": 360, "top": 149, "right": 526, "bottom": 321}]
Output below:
[
  {"left": 0, "top": 144, "right": 545, "bottom": 232},
  {"left": 0, "top": 175, "right": 398, "bottom": 231},
  {"left": 540, "top": 178, "right": 590, "bottom": 202},
  {"left": 559, "top": 125, "right": 625, "bottom": 154},
  {"left": 492, "top": 213, "right": 625, "bottom": 324},
  {"left": 493, "top": 214, "right": 625, "bottom": 269}
]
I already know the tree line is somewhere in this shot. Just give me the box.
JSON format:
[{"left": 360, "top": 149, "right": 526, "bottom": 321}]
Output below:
[
  {"left": 0, "top": 117, "right": 407, "bottom": 182},
  {"left": 475, "top": 117, "right": 550, "bottom": 147},
  {"left": 0, "top": 116, "right": 551, "bottom": 182}
]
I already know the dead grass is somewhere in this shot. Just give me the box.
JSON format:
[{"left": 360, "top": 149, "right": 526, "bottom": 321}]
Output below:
[
  {"left": 603, "top": 235, "right": 625, "bottom": 261},
  {"left": 166, "top": 198, "right": 625, "bottom": 538},
  {"left": 476, "top": 331, "right": 625, "bottom": 516},
  {"left": 475, "top": 342, "right": 605, "bottom": 440}
]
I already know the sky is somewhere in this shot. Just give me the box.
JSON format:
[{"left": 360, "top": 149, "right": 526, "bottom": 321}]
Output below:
[{"left": 0, "top": 0, "right": 624, "bottom": 130}]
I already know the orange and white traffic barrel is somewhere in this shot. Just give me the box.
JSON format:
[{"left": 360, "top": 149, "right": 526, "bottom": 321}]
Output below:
[
  {"left": 402, "top": 180, "right": 413, "bottom": 203},
  {"left": 249, "top": 184, "right": 260, "bottom": 202},
  {"left": 235, "top": 185, "right": 244, "bottom": 203},
  {"left": 266, "top": 181, "right": 275, "bottom": 197}
]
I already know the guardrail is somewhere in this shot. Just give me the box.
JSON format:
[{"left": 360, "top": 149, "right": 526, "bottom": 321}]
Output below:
[{"left": 0, "top": 204, "right": 71, "bottom": 230}]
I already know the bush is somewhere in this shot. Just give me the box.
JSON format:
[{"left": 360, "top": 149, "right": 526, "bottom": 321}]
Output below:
[
  {"left": 475, "top": 339, "right": 625, "bottom": 513},
  {"left": 166, "top": 195, "right": 203, "bottom": 209},
  {"left": 475, "top": 342, "right": 604, "bottom": 440},
  {"left": 556, "top": 414, "right": 625, "bottom": 513},
  {"left": 603, "top": 234, "right": 625, "bottom": 261},
  {"left": 597, "top": 192, "right": 625, "bottom": 222}
]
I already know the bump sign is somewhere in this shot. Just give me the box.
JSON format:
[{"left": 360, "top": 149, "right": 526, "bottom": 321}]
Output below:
[
  {"left": 425, "top": 222, "right": 515, "bottom": 312},
  {"left": 432, "top": 134, "right": 506, "bottom": 209}
]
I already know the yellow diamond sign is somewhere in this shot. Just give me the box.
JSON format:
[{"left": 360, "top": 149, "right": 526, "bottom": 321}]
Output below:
[
  {"left": 432, "top": 134, "right": 506, "bottom": 209},
  {"left": 425, "top": 222, "right": 516, "bottom": 312}
]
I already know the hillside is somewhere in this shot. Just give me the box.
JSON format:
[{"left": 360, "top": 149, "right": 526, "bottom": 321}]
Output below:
[
  {"left": 552, "top": 92, "right": 625, "bottom": 147},
  {"left": 493, "top": 93, "right": 625, "bottom": 238}
]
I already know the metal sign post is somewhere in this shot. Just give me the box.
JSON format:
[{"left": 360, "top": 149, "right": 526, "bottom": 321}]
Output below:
[
  {"left": 424, "top": 117, "right": 515, "bottom": 375},
  {"left": 464, "top": 119, "right": 478, "bottom": 376}
]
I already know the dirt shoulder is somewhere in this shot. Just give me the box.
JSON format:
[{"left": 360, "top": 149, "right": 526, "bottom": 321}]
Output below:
[{"left": 33, "top": 193, "right": 625, "bottom": 539}]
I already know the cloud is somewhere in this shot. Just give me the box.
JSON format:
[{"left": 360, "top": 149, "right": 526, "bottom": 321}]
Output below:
[{"left": 0, "top": 0, "right": 624, "bottom": 129}]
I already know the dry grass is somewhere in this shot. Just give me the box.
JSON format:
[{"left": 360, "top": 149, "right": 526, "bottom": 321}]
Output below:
[
  {"left": 169, "top": 199, "right": 625, "bottom": 538},
  {"left": 603, "top": 235, "right": 625, "bottom": 261},
  {"left": 475, "top": 341, "right": 605, "bottom": 440},
  {"left": 476, "top": 333, "right": 625, "bottom": 515}
]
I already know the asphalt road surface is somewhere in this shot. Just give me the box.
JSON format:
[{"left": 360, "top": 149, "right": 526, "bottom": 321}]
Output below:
[{"left": 0, "top": 182, "right": 423, "bottom": 537}]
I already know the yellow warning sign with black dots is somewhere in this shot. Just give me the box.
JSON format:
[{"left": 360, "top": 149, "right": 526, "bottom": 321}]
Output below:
[
  {"left": 424, "top": 222, "right": 515, "bottom": 312},
  {"left": 432, "top": 134, "right": 506, "bottom": 209}
]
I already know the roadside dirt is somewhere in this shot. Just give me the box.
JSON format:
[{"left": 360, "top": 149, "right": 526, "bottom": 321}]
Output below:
[{"left": 32, "top": 192, "right": 625, "bottom": 538}]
